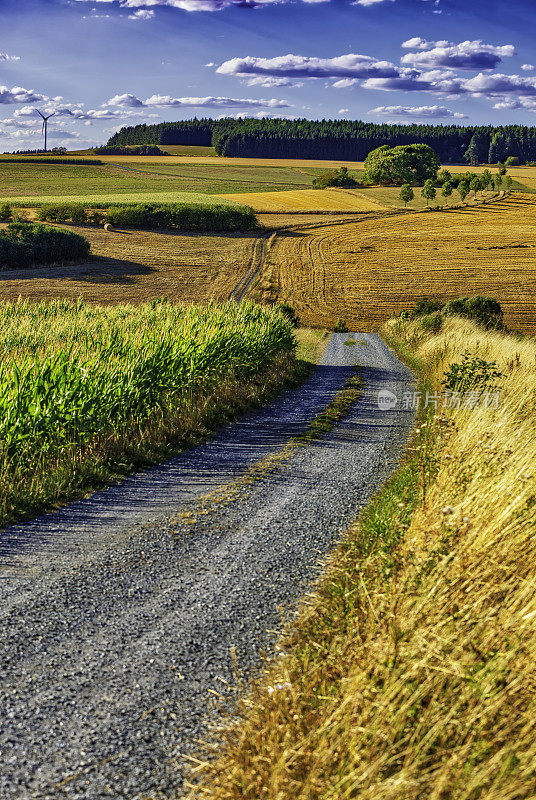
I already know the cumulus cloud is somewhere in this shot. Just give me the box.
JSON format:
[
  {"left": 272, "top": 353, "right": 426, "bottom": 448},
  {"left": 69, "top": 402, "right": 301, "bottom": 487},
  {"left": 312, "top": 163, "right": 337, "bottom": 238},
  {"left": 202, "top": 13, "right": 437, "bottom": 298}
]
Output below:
[
  {"left": 128, "top": 8, "right": 155, "bottom": 17},
  {"left": 216, "top": 53, "right": 398, "bottom": 82},
  {"left": 104, "top": 92, "right": 291, "bottom": 108},
  {"left": 145, "top": 94, "right": 291, "bottom": 107},
  {"left": 462, "top": 72, "right": 536, "bottom": 97},
  {"left": 74, "top": 0, "right": 329, "bottom": 12},
  {"left": 400, "top": 40, "right": 515, "bottom": 71},
  {"left": 369, "top": 104, "right": 467, "bottom": 118},
  {"left": 353, "top": 0, "right": 394, "bottom": 5},
  {"left": 105, "top": 93, "right": 146, "bottom": 108},
  {"left": 0, "top": 86, "right": 47, "bottom": 104},
  {"left": 244, "top": 76, "right": 301, "bottom": 88},
  {"left": 522, "top": 64, "right": 535, "bottom": 72}
]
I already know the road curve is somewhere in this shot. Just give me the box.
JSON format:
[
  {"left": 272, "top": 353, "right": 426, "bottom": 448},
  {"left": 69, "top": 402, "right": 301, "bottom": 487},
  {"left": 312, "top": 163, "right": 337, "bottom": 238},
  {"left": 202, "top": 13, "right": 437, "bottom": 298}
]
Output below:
[{"left": 0, "top": 334, "right": 414, "bottom": 800}]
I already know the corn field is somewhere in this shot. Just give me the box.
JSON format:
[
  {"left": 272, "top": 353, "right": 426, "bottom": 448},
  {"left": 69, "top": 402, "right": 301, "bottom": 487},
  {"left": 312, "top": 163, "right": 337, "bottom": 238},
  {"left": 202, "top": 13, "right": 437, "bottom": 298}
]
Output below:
[{"left": 0, "top": 298, "right": 295, "bottom": 523}]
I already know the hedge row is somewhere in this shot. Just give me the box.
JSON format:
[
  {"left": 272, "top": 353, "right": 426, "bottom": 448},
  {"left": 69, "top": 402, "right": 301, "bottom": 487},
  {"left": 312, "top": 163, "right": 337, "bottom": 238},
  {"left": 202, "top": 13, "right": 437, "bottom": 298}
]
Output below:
[
  {"left": 106, "top": 202, "right": 257, "bottom": 231},
  {"left": 0, "top": 158, "right": 104, "bottom": 165},
  {"left": 0, "top": 223, "right": 91, "bottom": 270},
  {"left": 37, "top": 202, "right": 258, "bottom": 232},
  {"left": 94, "top": 145, "right": 165, "bottom": 156}
]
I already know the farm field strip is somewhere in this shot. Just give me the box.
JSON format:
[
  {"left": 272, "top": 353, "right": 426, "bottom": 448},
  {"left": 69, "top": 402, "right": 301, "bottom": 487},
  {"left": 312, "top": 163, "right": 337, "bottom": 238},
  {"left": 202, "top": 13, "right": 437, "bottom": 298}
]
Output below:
[
  {"left": 0, "top": 161, "right": 324, "bottom": 200},
  {"left": 247, "top": 195, "right": 536, "bottom": 335},
  {"left": 4, "top": 191, "right": 240, "bottom": 207},
  {"left": 218, "top": 188, "right": 386, "bottom": 213}
]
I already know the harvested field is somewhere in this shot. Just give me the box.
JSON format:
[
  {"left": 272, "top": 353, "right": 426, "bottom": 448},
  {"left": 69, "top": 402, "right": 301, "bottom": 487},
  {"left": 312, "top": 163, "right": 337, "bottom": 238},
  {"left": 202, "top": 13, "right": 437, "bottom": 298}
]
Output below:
[
  {"left": 0, "top": 224, "right": 260, "bottom": 305},
  {"left": 218, "top": 188, "right": 386, "bottom": 213},
  {"left": 248, "top": 195, "right": 536, "bottom": 334}
]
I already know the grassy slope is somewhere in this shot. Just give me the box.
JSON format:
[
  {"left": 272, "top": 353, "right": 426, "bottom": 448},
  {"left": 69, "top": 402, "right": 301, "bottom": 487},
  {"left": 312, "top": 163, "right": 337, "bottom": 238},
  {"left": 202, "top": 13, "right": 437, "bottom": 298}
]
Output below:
[
  {"left": 193, "top": 316, "right": 536, "bottom": 800},
  {"left": 0, "top": 161, "right": 328, "bottom": 201}
]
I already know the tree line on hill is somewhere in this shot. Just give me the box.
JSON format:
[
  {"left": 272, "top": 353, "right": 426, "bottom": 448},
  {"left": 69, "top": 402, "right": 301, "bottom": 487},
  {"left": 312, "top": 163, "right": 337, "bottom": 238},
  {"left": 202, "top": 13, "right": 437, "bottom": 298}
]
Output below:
[{"left": 107, "top": 118, "right": 536, "bottom": 164}]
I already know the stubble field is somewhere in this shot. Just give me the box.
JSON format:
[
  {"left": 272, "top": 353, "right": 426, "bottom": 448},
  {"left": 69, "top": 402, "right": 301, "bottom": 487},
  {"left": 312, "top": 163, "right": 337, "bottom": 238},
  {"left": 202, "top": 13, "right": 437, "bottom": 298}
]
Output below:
[
  {"left": 0, "top": 224, "right": 261, "bottom": 305},
  {"left": 248, "top": 195, "right": 536, "bottom": 334}
]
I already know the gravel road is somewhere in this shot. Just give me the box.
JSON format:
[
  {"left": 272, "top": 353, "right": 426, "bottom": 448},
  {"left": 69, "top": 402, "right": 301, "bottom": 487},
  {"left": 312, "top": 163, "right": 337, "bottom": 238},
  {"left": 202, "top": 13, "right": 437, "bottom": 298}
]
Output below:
[{"left": 0, "top": 333, "right": 414, "bottom": 800}]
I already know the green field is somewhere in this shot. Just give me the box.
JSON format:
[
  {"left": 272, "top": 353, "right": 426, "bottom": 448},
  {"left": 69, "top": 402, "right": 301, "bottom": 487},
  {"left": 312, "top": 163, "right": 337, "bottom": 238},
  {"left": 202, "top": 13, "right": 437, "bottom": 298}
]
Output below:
[
  {"left": 0, "top": 161, "right": 331, "bottom": 201},
  {"left": 5, "top": 191, "right": 240, "bottom": 208}
]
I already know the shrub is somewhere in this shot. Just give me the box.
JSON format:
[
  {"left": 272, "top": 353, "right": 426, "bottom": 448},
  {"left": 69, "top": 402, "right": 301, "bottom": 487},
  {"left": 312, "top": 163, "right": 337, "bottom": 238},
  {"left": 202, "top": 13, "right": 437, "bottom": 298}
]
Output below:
[
  {"left": 334, "top": 318, "right": 349, "bottom": 333},
  {"left": 0, "top": 222, "right": 90, "bottom": 270},
  {"left": 105, "top": 202, "right": 257, "bottom": 232},
  {"left": 313, "top": 167, "right": 359, "bottom": 189},
  {"left": 442, "top": 351, "right": 503, "bottom": 393},
  {"left": 0, "top": 203, "right": 12, "bottom": 222},
  {"left": 412, "top": 298, "right": 443, "bottom": 317},
  {"left": 419, "top": 312, "right": 443, "bottom": 333},
  {"left": 89, "top": 210, "right": 106, "bottom": 226},
  {"left": 38, "top": 203, "right": 88, "bottom": 224},
  {"left": 505, "top": 156, "right": 520, "bottom": 166},
  {"left": 442, "top": 295, "right": 505, "bottom": 330}
]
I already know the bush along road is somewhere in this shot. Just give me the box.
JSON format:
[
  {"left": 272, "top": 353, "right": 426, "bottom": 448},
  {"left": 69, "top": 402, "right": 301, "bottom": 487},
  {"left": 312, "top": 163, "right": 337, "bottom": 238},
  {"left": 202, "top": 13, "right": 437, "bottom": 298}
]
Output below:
[{"left": 0, "top": 333, "right": 414, "bottom": 800}]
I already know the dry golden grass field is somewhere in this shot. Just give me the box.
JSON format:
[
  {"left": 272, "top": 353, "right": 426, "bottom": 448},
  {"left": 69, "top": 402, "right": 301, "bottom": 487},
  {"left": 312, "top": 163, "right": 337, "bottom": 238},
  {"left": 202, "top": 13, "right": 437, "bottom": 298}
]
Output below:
[
  {"left": 219, "top": 188, "right": 388, "bottom": 213},
  {"left": 247, "top": 195, "right": 536, "bottom": 334}
]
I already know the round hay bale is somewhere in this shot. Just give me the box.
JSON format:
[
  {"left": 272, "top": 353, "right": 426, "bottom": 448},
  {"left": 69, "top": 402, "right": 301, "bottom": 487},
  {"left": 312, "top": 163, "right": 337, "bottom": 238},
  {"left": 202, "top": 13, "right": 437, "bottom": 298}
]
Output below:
[{"left": 104, "top": 223, "right": 113, "bottom": 232}]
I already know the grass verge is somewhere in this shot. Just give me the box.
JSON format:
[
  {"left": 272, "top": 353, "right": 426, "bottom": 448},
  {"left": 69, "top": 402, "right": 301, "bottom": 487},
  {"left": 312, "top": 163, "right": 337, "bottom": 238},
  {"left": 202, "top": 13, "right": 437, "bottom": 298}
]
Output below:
[{"left": 190, "top": 315, "right": 536, "bottom": 799}]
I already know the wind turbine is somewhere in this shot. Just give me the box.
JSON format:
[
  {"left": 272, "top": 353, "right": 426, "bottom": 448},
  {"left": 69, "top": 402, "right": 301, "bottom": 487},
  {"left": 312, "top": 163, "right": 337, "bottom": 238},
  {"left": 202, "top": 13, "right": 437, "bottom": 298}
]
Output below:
[{"left": 36, "top": 109, "right": 55, "bottom": 152}]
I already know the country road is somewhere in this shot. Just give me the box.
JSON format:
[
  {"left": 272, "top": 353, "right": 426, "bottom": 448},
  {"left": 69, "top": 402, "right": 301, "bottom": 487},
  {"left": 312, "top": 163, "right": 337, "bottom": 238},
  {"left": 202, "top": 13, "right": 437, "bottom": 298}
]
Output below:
[{"left": 0, "top": 334, "right": 414, "bottom": 800}]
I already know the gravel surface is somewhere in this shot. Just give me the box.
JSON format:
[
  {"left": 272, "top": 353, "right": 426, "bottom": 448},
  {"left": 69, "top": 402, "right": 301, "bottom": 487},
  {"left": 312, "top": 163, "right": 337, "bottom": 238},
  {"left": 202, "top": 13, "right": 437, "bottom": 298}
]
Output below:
[{"left": 0, "top": 333, "right": 414, "bottom": 800}]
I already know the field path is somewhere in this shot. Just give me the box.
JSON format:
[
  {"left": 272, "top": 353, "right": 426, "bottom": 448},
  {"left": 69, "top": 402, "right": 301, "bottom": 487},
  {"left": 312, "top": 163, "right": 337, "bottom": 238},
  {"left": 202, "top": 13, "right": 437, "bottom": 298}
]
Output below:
[{"left": 0, "top": 334, "right": 414, "bottom": 800}]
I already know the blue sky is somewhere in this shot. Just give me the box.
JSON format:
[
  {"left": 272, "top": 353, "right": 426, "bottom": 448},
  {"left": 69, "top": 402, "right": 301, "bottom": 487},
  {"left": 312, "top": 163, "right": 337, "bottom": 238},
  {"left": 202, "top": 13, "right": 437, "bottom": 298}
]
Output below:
[{"left": 1, "top": 0, "right": 536, "bottom": 150}]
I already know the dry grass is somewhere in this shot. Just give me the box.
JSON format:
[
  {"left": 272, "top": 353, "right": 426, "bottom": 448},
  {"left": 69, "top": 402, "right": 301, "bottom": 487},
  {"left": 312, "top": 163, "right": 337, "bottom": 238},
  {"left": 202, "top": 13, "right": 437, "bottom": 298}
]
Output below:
[
  {"left": 248, "top": 195, "right": 536, "bottom": 334},
  {"left": 191, "top": 315, "right": 536, "bottom": 800},
  {"left": 0, "top": 224, "right": 262, "bottom": 305},
  {"left": 218, "top": 188, "right": 386, "bottom": 213}
]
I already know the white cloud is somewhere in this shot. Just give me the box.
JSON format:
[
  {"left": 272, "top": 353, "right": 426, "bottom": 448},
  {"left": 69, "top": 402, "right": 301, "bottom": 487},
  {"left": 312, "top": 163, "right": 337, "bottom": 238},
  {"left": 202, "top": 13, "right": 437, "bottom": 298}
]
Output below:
[
  {"left": 105, "top": 93, "right": 146, "bottom": 108},
  {"left": 216, "top": 53, "right": 398, "bottom": 82},
  {"left": 369, "top": 104, "right": 467, "bottom": 118},
  {"left": 332, "top": 78, "right": 359, "bottom": 88},
  {"left": 522, "top": 64, "right": 535, "bottom": 72},
  {"left": 338, "top": 107, "right": 350, "bottom": 114},
  {"left": 353, "top": 0, "right": 394, "bottom": 5},
  {"left": 463, "top": 72, "right": 536, "bottom": 97},
  {"left": 401, "top": 40, "right": 515, "bottom": 71},
  {"left": 103, "top": 92, "right": 291, "bottom": 109},
  {"left": 0, "top": 53, "right": 20, "bottom": 62},
  {"left": 74, "top": 0, "right": 329, "bottom": 11},
  {"left": 128, "top": 8, "right": 155, "bottom": 17},
  {"left": 145, "top": 94, "right": 291, "bottom": 107},
  {"left": 0, "top": 86, "right": 47, "bottom": 104}
]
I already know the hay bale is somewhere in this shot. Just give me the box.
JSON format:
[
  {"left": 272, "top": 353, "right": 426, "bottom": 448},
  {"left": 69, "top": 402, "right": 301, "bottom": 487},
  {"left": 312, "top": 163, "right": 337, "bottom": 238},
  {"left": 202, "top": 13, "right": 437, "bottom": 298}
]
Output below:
[{"left": 104, "top": 223, "right": 113, "bottom": 232}]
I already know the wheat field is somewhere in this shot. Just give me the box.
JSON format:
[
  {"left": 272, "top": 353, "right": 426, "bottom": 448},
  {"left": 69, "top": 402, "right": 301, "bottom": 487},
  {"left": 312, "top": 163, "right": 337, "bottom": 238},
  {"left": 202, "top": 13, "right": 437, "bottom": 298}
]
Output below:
[
  {"left": 219, "top": 188, "right": 386, "bottom": 213},
  {"left": 248, "top": 195, "right": 536, "bottom": 334}
]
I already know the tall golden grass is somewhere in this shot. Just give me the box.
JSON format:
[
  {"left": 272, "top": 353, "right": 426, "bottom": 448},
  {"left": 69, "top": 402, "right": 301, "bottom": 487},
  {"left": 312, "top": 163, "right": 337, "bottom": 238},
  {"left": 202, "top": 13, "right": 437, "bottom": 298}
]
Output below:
[{"left": 191, "top": 316, "right": 536, "bottom": 799}]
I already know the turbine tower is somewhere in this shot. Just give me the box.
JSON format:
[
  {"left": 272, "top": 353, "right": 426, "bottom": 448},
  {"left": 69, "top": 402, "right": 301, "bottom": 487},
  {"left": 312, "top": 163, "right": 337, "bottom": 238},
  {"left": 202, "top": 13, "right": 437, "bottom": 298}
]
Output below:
[{"left": 37, "top": 109, "right": 55, "bottom": 153}]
